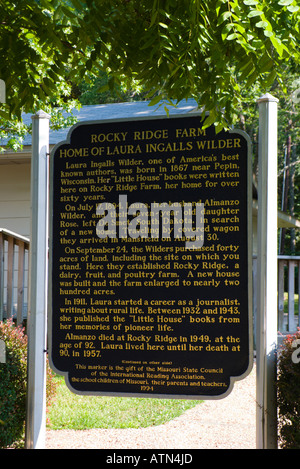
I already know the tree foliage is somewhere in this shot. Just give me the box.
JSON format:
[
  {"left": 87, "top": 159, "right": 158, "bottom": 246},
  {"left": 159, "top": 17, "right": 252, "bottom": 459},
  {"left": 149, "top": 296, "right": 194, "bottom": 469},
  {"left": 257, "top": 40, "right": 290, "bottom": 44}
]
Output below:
[
  {"left": 0, "top": 1, "right": 80, "bottom": 116},
  {"left": 68, "top": 0, "right": 300, "bottom": 129},
  {"left": 0, "top": 0, "right": 83, "bottom": 149},
  {"left": 76, "top": 71, "right": 145, "bottom": 105},
  {"left": 0, "top": 1, "right": 300, "bottom": 245},
  {"left": 0, "top": 0, "right": 299, "bottom": 130}
]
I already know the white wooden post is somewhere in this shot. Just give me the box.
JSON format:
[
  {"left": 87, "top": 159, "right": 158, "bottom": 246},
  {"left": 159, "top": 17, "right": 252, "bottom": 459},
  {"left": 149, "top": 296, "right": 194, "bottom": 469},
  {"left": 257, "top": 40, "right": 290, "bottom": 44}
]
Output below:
[
  {"left": 25, "top": 111, "right": 50, "bottom": 449},
  {"left": 256, "top": 94, "right": 278, "bottom": 449}
]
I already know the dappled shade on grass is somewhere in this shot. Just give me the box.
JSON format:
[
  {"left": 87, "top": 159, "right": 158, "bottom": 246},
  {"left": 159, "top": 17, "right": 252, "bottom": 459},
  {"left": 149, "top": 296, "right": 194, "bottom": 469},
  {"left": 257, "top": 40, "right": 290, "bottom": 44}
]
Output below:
[{"left": 47, "top": 376, "right": 201, "bottom": 430}]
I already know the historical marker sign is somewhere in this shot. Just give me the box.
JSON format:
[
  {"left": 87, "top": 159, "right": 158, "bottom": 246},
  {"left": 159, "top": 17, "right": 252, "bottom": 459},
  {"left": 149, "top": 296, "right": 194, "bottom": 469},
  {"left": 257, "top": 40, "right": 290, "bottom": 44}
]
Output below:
[{"left": 48, "top": 114, "right": 253, "bottom": 398}]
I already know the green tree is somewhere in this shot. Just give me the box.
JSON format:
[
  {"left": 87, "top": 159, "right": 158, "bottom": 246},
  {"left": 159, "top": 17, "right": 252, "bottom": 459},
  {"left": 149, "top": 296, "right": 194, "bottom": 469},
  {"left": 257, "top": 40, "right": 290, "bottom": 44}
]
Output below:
[
  {"left": 76, "top": 71, "right": 145, "bottom": 105},
  {"left": 70, "top": 0, "right": 300, "bottom": 130},
  {"left": 1, "top": 0, "right": 300, "bottom": 130},
  {"left": 231, "top": 71, "right": 300, "bottom": 253},
  {"left": 0, "top": 0, "right": 81, "bottom": 115},
  {"left": 0, "top": 0, "right": 85, "bottom": 150}
]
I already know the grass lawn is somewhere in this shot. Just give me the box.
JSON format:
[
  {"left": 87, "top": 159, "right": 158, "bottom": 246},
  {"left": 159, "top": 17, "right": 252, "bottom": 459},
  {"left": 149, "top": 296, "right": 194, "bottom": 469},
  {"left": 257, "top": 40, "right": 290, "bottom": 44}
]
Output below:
[{"left": 47, "top": 375, "right": 202, "bottom": 430}]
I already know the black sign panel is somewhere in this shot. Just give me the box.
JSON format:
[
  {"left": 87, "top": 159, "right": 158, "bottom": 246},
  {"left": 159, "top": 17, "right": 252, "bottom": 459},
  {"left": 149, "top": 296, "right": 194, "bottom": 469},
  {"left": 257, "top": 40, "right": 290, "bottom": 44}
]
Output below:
[{"left": 48, "top": 114, "right": 253, "bottom": 398}]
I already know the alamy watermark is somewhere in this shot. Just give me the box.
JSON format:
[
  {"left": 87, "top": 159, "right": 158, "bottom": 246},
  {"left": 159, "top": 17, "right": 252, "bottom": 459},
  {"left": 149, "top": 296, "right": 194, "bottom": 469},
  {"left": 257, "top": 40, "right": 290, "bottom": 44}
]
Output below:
[
  {"left": 0, "top": 79, "right": 5, "bottom": 104},
  {"left": 291, "top": 85, "right": 300, "bottom": 104},
  {"left": 96, "top": 194, "right": 205, "bottom": 249},
  {"left": 291, "top": 339, "right": 300, "bottom": 364}
]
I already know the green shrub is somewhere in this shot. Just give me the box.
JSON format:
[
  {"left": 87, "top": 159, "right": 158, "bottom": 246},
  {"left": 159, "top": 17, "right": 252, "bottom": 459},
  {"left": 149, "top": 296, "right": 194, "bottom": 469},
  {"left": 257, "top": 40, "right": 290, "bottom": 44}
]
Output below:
[
  {"left": 0, "top": 319, "right": 27, "bottom": 448},
  {"left": 0, "top": 319, "right": 57, "bottom": 449},
  {"left": 278, "top": 328, "right": 300, "bottom": 449}
]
